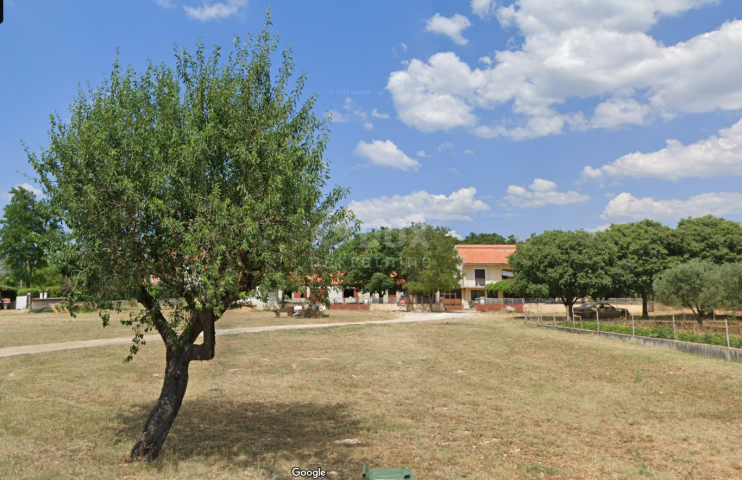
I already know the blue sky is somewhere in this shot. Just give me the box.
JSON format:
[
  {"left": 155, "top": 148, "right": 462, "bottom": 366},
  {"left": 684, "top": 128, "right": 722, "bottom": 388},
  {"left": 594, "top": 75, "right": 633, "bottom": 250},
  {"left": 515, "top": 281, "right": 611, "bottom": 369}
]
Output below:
[{"left": 2, "top": 0, "right": 742, "bottom": 240}]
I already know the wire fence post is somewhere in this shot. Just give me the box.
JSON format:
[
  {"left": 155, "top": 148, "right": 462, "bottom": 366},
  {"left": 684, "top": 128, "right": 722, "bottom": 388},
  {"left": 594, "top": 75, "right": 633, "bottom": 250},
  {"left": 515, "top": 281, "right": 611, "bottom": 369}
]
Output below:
[
  {"left": 672, "top": 314, "right": 677, "bottom": 341},
  {"left": 524, "top": 306, "right": 528, "bottom": 324},
  {"left": 571, "top": 312, "right": 575, "bottom": 328},
  {"left": 596, "top": 310, "right": 600, "bottom": 332},
  {"left": 725, "top": 316, "right": 731, "bottom": 348},
  {"left": 631, "top": 313, "right": 635, "bottom": 336},
  {"left": 579, "top": 314, "right": 583, "bottom": 329},
  {"left": 553, "top": 310, "right": 556, "bottom": 327}
]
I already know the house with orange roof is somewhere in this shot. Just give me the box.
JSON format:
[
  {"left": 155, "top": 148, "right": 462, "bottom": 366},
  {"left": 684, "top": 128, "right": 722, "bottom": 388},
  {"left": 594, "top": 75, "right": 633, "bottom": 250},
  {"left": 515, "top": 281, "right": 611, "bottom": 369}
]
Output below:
[{"left": 454, "top": 244, "right": 517, "bottom": 304}]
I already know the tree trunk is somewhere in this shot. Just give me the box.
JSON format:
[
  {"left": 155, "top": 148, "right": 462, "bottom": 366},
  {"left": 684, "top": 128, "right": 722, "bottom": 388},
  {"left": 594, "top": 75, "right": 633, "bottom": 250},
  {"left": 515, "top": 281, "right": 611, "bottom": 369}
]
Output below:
[
  {"left": 641, "top": 293, "right": 649, "bottom": 320},
  {"left": 129, "top": 348, "right": 191, "bottom": 461}
]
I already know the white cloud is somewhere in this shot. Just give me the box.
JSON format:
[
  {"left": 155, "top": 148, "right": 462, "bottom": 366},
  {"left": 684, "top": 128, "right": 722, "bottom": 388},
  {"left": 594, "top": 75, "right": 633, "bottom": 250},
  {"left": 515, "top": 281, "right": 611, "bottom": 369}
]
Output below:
[
  {"left": 425, "top": 13, "right": 472, "bottom": 46},
  {"left": 504, "top": 178, "right": 590, "bottom": 208},
  {"left": 389, "top": 2, "right": 742, "bottom": 138},
  {"left": 479, "top": 56, "right": 493, "bottom": 65},
  {"left": 447, "top": 229, "right": 464, "bottom": 240},
  {"left": 354, "top": 140, "right": 422, "bottom": 171},
  {"left": 602, "top": 191, "right": 742, "bottom": 220},
  {"left": 156, "top": 0, "right": 176, "bottom": 8},
  {"left": 438, "top": 142, "right": 454, "bottom": 152},
  {"left": 590, "top": 94, "right": 653, "bottom": 129},
  {"left": 496, "top": 0, "right": 717, "bottom": 35},
  {"left": 464, "top": 149, "right": 474, "bottom": 154},
  {"left": 471, "top": 0, "right": 497, "bottom": 19},
  {"left": 417, "top": 150, "right": 431, "bottom": 158},
  {"left": 584, "top": 117, "right": 742, "bottom": 181},
  {"left": 349, "top": 187, "right": 491, "bottom": 228},
  {"left": 371, "top": 108, "right": 390, "bottom": 119},
  {"left": 400, "top": 42, "right": 409, "bottom": 52},
  {"left": 387, "top": 53, "right": 482, "bottom": 132},
  {"left": 184, "top": 0, "right": 246, "bottom": 22},
  {"left": 363, "top": 122, "right": 374, "bottom": 131}
]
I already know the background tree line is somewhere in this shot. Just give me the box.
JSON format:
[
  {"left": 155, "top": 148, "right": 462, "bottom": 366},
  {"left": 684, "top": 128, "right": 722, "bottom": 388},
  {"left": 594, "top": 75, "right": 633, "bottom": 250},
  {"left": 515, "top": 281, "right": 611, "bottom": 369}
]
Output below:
[{"left": 508, "top": 216, "right": 742, "bottom": 320}]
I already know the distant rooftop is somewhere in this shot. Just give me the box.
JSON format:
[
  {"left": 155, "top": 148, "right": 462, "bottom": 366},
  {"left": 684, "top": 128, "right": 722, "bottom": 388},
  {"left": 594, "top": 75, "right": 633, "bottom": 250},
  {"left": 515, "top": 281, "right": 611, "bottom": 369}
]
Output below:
[{"left": 454, "top": 244, "right": 517, "bottom": 265}]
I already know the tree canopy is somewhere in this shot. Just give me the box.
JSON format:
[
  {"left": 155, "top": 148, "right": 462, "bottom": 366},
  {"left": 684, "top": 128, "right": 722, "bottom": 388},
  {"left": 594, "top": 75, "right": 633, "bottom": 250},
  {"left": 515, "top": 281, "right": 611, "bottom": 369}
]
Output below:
[
  {"left": 460, "top": 232, "right": 518, "bottom": 245},
  {"left": 599, "top": 219, "right": 677, "bottom": 318},
  {"left": 0, "top": 186, "right": 58, "bottom": 288},
  {"left": 401, "top": 224, "right": 462, "bottom": 301},
  {"left": 675, "top": 215, "right": 742, "bottom": 264},
  {"left": 28, "top": 18, "right": 355, "bottom": 461},
  {"left": 509, "top": 230, "right": 615, "bottom": 317},
  {"left": 653, "top": 260, "right": 722, "bottom": 324},
  {"left": 333, "top": 227, "right": 407, "bottom": 295}
]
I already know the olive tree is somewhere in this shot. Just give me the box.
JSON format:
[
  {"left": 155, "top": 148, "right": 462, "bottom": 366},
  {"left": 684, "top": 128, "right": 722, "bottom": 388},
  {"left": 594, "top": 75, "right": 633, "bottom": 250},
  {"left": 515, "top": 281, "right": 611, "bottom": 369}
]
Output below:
[
  {"left": 28, "top": 19, "right": 355, "bottom": 461},
  {"left": 653, "top": 260, "right": 722, "bottom": 325}
]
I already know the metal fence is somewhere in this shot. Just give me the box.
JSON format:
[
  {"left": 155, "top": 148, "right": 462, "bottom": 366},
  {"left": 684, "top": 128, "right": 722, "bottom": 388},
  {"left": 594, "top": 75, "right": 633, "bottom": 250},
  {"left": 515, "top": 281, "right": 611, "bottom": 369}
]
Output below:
[{"left": 481, "top": 297, "right": 525, "bottom": 305}]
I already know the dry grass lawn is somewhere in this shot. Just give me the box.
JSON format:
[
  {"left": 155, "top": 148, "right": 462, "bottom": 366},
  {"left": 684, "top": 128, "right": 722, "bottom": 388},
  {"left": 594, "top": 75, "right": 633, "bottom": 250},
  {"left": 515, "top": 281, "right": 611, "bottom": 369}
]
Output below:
[
  {"left": 1, "top": 313, "right": 741, "bottom": 479},
  {"left": 0, "top": 308, "right": 402, "bottom": 349}
]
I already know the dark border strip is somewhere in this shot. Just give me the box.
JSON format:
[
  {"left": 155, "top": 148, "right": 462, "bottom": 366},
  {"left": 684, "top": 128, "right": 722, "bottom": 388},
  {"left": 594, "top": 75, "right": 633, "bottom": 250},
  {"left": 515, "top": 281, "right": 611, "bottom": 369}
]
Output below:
[{"left": 540, "top": 325, "right": 742, "bottom": 363}]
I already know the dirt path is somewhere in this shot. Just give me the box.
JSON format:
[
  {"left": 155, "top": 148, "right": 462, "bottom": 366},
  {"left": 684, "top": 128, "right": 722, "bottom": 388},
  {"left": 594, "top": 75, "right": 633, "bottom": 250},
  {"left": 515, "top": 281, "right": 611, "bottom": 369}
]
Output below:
[{"left": 0, "top": 311, "right": 476, "bottom": 359}]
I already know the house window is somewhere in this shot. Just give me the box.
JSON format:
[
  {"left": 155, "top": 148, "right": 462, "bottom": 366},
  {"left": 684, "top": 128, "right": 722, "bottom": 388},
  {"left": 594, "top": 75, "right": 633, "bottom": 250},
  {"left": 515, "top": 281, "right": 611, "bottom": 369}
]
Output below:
[
  {"left": 471, "top": 290, "right": 485, "bottom": 302},
  {"left": 474, "top": 268, "right": 486, "bottom": 286}
]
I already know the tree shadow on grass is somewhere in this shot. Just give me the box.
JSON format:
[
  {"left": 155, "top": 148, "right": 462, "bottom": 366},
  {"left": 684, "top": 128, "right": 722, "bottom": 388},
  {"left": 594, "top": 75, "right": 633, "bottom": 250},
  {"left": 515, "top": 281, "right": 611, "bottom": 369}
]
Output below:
[{"left": 115, "top": 398, "right": 365, "bottom": 477}]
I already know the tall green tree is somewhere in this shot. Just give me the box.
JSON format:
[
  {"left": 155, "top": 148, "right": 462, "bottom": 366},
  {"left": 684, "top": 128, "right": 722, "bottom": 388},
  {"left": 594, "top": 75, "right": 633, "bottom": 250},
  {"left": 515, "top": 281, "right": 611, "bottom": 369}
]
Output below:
[
  {"left": 653, "top": 260, "right": 722, "bottom": 325},
  {"left": 0, "top": 186, "right": 57, "bottom": 287},
  {"left": 401, "top": 224, "right": 462, "bottom": 305},
  {"left": 600, "top": 219, "right": 677, "bottom": 318},
  {"left": 334, "top": 227, "right": 406, "bottom": 295},
  {"left": 509, "top": 230, "right": 615, "bottom": 318},
  {"left": 29, "top": 19, "right": 355, "bottom": 461},
  {"left": 675, "top": 215, "right": 742, "bottom": 264}
]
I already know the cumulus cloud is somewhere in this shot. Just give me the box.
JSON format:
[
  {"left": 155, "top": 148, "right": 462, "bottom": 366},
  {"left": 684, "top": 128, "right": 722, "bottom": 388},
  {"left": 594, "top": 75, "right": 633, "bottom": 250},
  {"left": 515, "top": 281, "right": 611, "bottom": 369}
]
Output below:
[
  {"left": 471, "top": 0, "right": 497, "bottom": 19},
  {"left": 349, "top": 187, "right": 491, "bottom": 228},
  {"left": 602, "top": 191, "right": 742, "bottom": 220},
  {"left": 447, "top": 229, "right": 465, "bottom": 240},
  {"left": 584, "top": 117, "right": 742, "bottom": 181},
  {"left": 417, "top": 150, "right": 431, "bottom": 158},
  {"left": 425, "top": 13, "right": 472, "bottom": 46},
  {"left": 184, "top": 0, "right": 246, "bottom": 21},
  {"left": 464, "top": 149, "right": 475, "bottom": 154},
  {"left": 388, "top": 2, "right": 742, "bottom": 138},
  {"left": 354, "top": 140, "right": 422, "bottom": 171},
  {"left": 504, "top": 178, "right": 590, "bottom": 208}
]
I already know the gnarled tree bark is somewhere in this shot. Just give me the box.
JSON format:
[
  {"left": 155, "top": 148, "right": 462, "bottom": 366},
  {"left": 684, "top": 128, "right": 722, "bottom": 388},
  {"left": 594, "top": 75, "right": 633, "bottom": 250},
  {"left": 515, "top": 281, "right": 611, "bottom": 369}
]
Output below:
[{"left": 129, "top": 286, "right": 217, "bottom": 462}]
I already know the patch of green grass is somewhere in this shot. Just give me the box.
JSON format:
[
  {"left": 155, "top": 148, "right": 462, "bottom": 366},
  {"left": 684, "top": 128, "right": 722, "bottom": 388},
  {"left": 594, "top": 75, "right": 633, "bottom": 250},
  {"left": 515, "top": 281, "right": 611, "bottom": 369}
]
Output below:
[{"left": 571, "top": 321, "right": 742, "bottom": 348}]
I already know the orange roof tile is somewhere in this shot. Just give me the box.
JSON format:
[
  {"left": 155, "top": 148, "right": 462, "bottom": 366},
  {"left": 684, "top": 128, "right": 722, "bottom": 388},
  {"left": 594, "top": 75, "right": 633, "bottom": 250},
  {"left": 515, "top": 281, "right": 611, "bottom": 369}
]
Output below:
[{"left": 455, "top": 244, "right": 516, "bottom": 265}]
